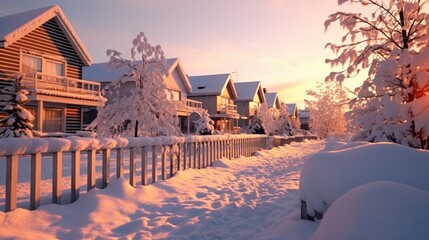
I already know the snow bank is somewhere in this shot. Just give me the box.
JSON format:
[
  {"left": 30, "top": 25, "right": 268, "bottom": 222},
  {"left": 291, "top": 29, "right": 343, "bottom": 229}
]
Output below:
[
  {"left": 299, "top": 141, "right": 429, "bottom": 217},
  {"left": 312, "top": 181, "right": 429, "bottom": 240}
]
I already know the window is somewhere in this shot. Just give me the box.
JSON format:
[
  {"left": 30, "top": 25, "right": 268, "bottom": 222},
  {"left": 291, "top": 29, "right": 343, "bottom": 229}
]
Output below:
[
  {"left": 21, "top": 53, "right": 65, "bottom": 77},
  {"left": 22, "top": 55, "right": 42, "bottom": 74},
  {"left": 164, "top": 90, "right": 181, "bottom": 101},
  {"left": 43, "top": 108, "right": 63, "bottom": 132}
]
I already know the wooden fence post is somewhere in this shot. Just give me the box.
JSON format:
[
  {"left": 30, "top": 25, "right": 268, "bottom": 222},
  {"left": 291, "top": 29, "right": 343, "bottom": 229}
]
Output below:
[
  {"left": 101, "top": 149, "right": 110, "bottom": 189},
  {"left": 142, "top": 147, "right": 148, "bottom": 186},
  {"left": 162, "top": 146, "right": 167, "bottom": 180},
  {"left": 116, "top": 148, "right": 124, "bottom": 178},
  {"left": 129, "top": 148, "right": 136, "bottom": 187},
  {"left": 53, "top": 152, "right": 63, "bottom": 204},
  {"left": 5, "top": 155, "right": 18, "bottom": 212},
  {"left": 87, "top": 150, "right": 96, "bottom": 191},
  {"left": 71, "top": 150, "right": 80, "bottom": 203},
  {"left": 30, "top": 153, "right": 41, "bottom": 210},
  {"left": 152, "top": 146, "right": 157, "bottom": 183}
]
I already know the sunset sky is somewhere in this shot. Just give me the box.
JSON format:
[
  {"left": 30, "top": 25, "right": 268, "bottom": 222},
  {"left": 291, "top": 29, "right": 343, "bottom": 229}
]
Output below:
[{"left": 1, "top": 0, "right": 363, "bottom": 108}]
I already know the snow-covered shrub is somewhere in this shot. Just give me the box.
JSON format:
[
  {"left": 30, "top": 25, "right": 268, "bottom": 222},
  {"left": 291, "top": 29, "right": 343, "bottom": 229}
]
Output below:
[
  {"left": 194, "top": 110, "right": 215, "bottom": 135},
  {"left": 247, "top": 115, "right": 265, "bottom": 134},
  {"left": 0, "top": 74, "right": 35, "bottom": 138},
  {"left": 88, "top": 32, "right": 181, "bottom": 137},
  {"left": 299, "top": 141, "right": 429, "bottom": 219}
]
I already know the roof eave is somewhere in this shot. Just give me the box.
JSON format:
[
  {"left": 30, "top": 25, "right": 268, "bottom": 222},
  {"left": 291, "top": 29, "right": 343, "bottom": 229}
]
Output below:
[{"left": 2, "top": 5, "right": 92, "bottom": 66}]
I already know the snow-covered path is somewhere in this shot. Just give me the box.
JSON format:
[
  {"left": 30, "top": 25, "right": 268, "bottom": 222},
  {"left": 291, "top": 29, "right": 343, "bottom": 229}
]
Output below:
[{"left": 0, "top": 140, "right": 324, "bottom": 239}]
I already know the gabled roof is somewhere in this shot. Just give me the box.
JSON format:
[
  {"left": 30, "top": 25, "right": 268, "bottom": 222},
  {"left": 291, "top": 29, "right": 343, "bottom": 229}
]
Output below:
[
  {"left": 234, "top": 81, "right": 265, "bottom": 102},
  {"left": 0, "top": 5, "right": 92, "bottom": 65},
  {"left": 82, "top": 58, "right": 192, "bottom": 91},
  {"left": 286, "top": 103, "right": 297, "bottom": 113},
  {"left": 265, "top": 92, "right": 279, "bottom": 108},
  {"left": 188, "top": 73, "right": 238, "bottom": 98},
  {"left": 166, "top": 58, "right": 192, "bottom": 92}
]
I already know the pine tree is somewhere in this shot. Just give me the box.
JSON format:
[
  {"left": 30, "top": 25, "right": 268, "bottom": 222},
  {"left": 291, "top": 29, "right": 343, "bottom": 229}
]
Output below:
[
  {"left": 278, "top": 103, "right": 296, "bottom": 136},
  {"left": 0, "top": 74, "right": 35, "bottom": 138},
  {"left": 194, "top": 110, "right": 215, "bottom": 135},
  {"left": 88, "top": 32, "right": 181, "bottom": 137}
]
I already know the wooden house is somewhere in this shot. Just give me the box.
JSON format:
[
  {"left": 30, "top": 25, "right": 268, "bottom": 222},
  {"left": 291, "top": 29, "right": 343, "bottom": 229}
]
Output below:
[
  {"left": 234, "top": 81, "right": 266, "bottom": 128},
  {"left": 0, "top": 5, "right": 101, "bottom": 134},
  {"left": 188, "top": 73, "right": 239, "bottom": 133},
  {"left": 265, "top": 92, "right": 281, "bottom": 119}
]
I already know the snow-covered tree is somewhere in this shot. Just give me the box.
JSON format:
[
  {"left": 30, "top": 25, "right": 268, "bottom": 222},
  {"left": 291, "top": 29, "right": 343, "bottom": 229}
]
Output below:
[
  {"left": 277, "top": 103, "right": 296, "bottom": 136},
  {"left": 0, "top": 74, "right": 35, "bottom": 138},
  {"left": 194, "top": 110, "right": 215, "bottom": 135},
  {"left": 88, "top": 32, "right": 181, "bottom": 137},
  {"left": 247, "top": 103, "right": 276, "bottom": 135},
  {"left": 305, "top": 81, "right": 349, "bottom": 138},
  {"left": 325, "top": 0, "right": 429, "bottom": 149}
]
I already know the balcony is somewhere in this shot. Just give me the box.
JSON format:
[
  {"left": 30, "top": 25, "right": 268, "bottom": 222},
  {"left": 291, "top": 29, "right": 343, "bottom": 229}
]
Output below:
[
  {"left": 174, "top": 99, "right": 203, "bottom": 114},
  {"left": 21, "top": 72, "right": 101, "bottom": 101},
  {"left": 215, "top": 103, "right": 239, "bottom": 119}
]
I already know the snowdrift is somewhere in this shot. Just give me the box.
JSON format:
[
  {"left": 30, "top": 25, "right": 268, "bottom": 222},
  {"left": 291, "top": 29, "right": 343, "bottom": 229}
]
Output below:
[{"left": 299, "top": 141, "right": 429, "bottom": 218}]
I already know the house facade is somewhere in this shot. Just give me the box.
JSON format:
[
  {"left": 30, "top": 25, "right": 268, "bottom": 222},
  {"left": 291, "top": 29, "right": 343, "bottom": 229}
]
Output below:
[
  {"left": 265, "top": 92, "right": 281, "bottom": 119},
  {"left": 0, "top": 5, "right": 101, "bottom": 134},
  {"left": 83, "top": 58, "right": 202, "bottom": 134},
  {"left": 188, "top": 73, "right": 240, "bottom": 133},
  {"left": 234, "top": 81, "right": 266, "bottom": 128}
]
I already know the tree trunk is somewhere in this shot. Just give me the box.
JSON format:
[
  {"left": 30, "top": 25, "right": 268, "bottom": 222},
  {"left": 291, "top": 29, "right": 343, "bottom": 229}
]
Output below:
[{"left": 134, "top": 120, "right": 138, "bottom": 137}]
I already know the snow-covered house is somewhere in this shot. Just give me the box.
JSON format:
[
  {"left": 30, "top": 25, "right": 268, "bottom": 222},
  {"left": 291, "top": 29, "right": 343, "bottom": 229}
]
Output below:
[
  {"left": 286, "top": 103, "right": 298, "bottom": 119},
  {"left": 188, "top": 73, "right": 240, "bottom": 133},
  {"left": 83, "top": 58, "right": 202, "bottom": 133},
  {"left": 299, "top": 109, "right": 310, "bottom": 130},
  {"left": 234, "top": 81, "right": 266, "bottom": 128},
  {"left": 0, "top": 5, "right": 101, "bottom": 134},
  {"left": 265, "top": 92, "right": 281, "bottom": 119}
]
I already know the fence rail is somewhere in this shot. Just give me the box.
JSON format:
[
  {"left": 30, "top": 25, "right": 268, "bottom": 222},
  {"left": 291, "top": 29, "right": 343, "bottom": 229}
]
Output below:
[{"left": 0, "top": 134, "right": 268, "bottom": 212}]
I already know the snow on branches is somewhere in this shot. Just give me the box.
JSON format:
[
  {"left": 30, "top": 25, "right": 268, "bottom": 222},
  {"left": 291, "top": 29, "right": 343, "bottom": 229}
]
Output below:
[
  {"left": 326, "top": 0, "right": 429, "bottom": 149},
  {"left": 305, "top": 81, "right": 349, "bottom": 139},
  {"left": 193, "top": 110, "right": 215, "bottom": 135},
  {"left": 0, "top": 74, "right": 35, "bottom": 138},
  {"left": 88, "top": 32, "right": 181, "bottom": 137}
]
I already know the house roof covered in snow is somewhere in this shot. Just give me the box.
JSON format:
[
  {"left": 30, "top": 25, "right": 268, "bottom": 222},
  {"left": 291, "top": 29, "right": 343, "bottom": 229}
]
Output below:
[
  {"left": 82, "top": 58, "right": 192, "bottom": 92},
  {"left": 0, "top": 5, "right": 92, "bottom": 66},
  {"left": 234, "top": 81, "right": 265, "bottom": 103},
  {"left": 286, "top": 103, "right": 298, "bottom": 116},
  {"left": 265, "top": 92, "right": 280, "bottom": 108},
  {"left": 188, "top": 73, "right": 238, "bottom": 98},
  {"left": 299, "top": 109, "right": 310, "bottom": 118}
]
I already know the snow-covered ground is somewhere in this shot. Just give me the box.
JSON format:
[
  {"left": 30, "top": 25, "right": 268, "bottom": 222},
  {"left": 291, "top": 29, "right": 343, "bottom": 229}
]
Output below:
[
  {"left": 2, "top": 138, "right": 428, "bottom": 239},
  {"left": 0, "top": 140, "right": 324, "bottom": 239}
]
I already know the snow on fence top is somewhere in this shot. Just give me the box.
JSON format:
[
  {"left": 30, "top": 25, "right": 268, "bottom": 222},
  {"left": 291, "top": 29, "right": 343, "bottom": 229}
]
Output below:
[{"left": 0, "top": 134, "right": 267, "bottom": 156}]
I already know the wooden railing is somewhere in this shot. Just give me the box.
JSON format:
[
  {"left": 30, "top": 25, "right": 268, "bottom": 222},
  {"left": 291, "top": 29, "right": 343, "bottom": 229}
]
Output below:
[
  {"left": 0, "top": 134, "right": 267, "bottom": 212},
  {"left": 174, "top": 99, "right": 203, "bottom": 113},
  {"left": 218, "top": 103, "right": 238, "bottom": 115},
  {"left": 21, "top": 72, "right": 101, "bottom": 98}
]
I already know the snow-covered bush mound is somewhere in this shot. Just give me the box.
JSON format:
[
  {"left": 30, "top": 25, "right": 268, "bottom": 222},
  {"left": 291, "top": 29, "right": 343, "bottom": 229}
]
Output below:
[
  {"left": 299, "top": 142, "right": 429, "bottom": 218},
  {"left": 312, "top": 181, "right": 429, "bottom": 240}
]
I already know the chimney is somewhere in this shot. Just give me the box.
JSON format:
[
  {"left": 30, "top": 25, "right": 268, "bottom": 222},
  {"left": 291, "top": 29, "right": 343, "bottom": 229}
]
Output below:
[{"left": 263, "top": 88, "right": 267, "bottom": 93}]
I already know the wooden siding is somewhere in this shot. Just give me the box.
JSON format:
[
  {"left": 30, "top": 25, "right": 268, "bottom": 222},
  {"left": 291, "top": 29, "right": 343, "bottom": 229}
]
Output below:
[
  {"left": 188, "top": 95, "right": 217, "bottom": 114},
  {"left": 0, "top": 17, "right": 83, "bottom": 81},
  {"left": 66, "top": 105, "right": 82, "bottom": 133},
  {"left": 164, "top": 68, "right": 188, "bottom": 98}
]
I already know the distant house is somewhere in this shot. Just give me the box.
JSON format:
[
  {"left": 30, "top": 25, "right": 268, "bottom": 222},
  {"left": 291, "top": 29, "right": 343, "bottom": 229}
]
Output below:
[
  {"left": 83, "top": 58, "right": 202, "bottom": 133},
  {"left": 234, "top": 81, "right": 266, "bottom": 128},
  {"left": 265, "top": 92, "right": 281, "bottom": 119},
  {"left": 286, "top": 103, "right": 299, "bottom": 120},
  {"left": 188, "top": 73, "right": 239, "bottom": 133},
  {"left": 299, "top": 109, "right": 310, "bottom": 130},
  {"left": 0, "top": 5, "right": 101, "bottom": 134}
]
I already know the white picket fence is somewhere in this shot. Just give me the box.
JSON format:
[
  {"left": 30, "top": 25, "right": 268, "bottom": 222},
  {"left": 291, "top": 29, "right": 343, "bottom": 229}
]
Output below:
[{"left": 0, "top": 134, "right": 268, "bottom": 212}]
